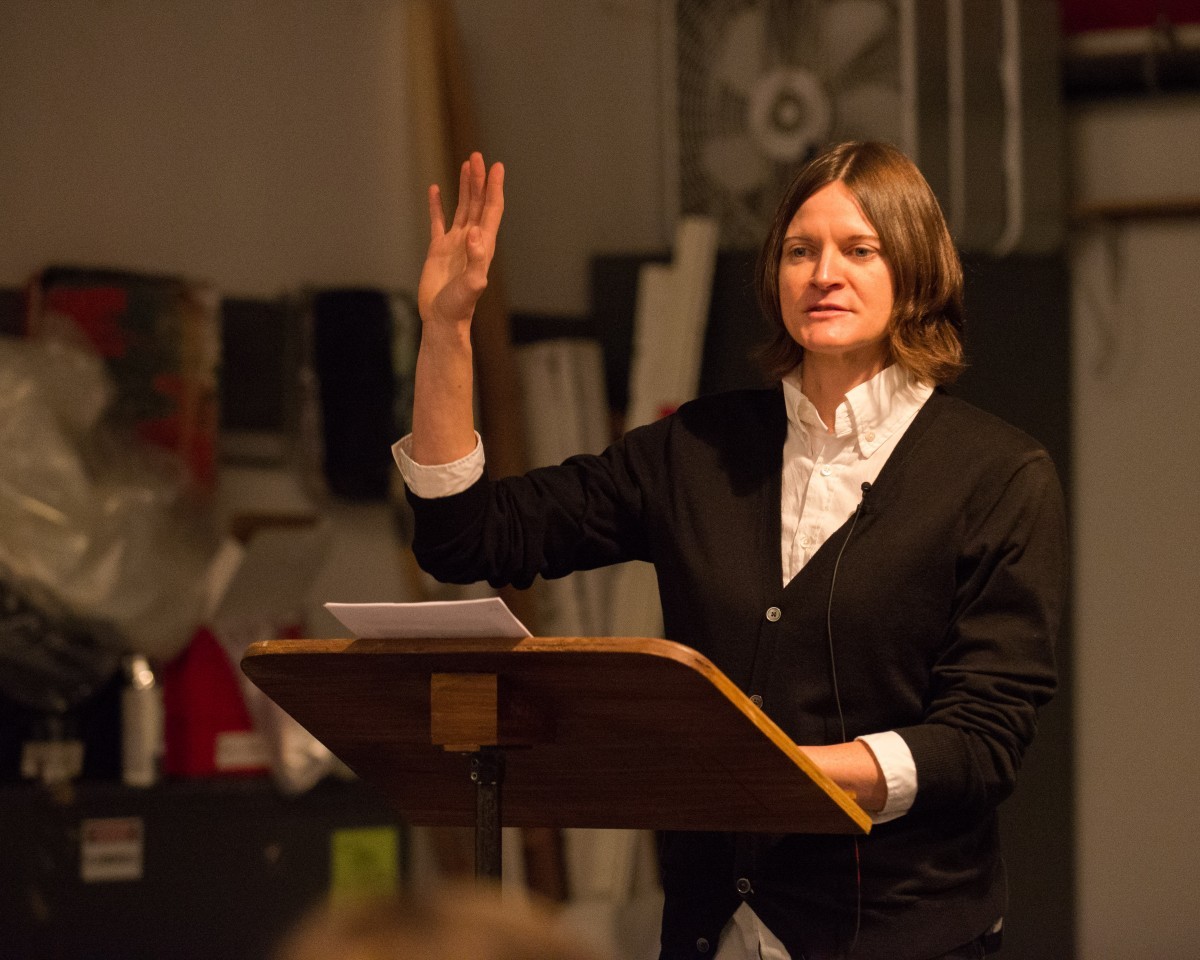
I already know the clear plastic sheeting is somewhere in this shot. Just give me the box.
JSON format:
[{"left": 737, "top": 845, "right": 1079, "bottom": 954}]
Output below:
[{"left": 0, "top": 337, "right": 215, "bottom": 664}]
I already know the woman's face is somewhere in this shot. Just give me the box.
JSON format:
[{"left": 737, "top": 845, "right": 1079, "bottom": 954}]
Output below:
[{"left": 777, "top": 180, "right": 895, "bottom": 374}]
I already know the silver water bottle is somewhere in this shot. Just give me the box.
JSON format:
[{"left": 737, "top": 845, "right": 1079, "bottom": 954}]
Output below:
[{"left": 121, "top": 654, "right": 163, "bottom": 787}]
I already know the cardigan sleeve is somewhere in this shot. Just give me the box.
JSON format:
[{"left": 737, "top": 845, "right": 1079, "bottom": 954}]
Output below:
[
  {"left": 896, "top": 451, "right": 1067, "bottom": 814},
  {"left": 406, "top": 425, "right": 660, "bottom": 589}
]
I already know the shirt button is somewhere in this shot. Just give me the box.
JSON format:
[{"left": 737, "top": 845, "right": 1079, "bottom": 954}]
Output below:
[
  {"left": 750, "top": 694, "right": 763, "bottom": 707},
  {"left": 736, "top": 877, "right": 752, "bottom": 896},
  {"left": 866, "top": 430, "right": 876, "bottom": 442},
  {"left": 799, "top": 534, "right": 812, "bottom": 547},
  {"left": 765, "top": 606, "right": 781, "bottom": 622},
  {"left": 695, "top": 938, "right": 711, "bottom": 954},
  {"left": 820, "top": 465, "right": 832, "bottom": 477}
]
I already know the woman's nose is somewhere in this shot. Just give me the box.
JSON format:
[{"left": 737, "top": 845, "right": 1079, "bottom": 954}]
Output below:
[{"left": 813, "top": 248, "right": 843, "bottom": 286}]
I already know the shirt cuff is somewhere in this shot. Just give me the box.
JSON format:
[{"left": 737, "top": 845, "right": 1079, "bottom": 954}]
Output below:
[
  {"left": 856, "top": 730, "right": 918, "bottom": 824},
  {"left": 392, "top": 432, "right": 485, "bottom": 499}
]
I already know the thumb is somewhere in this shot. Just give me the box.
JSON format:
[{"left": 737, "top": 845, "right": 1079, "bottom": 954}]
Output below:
[
  {"left": 466, "top": 225, "right": 486, "bottom": 261},
  {"left": 464, "top": 225, "right": 491, "bottom": 283}
]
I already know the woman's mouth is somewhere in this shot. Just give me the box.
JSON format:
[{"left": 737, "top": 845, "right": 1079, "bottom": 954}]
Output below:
[{"left": 806, "top": 303, "right": 850, "bottom": 317}]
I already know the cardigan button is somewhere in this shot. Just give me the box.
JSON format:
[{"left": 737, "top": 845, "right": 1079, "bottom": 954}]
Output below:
[
  {"left": 695, "top": 937, "right": 711, "bottom": 953},
  {"left": 736, "top": 877, "right": 752, "bottom": 896},
  {"left": 750, "top": 694, "right": 763, "bottom": 707},
  {"left": 765, "top": 606, "right": 781, "bottom": 622}
]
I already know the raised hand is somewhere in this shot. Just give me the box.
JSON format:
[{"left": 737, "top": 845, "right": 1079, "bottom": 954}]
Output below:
[
  {"left": 418, "top": 152, "right": 505, "bottom": 328},
  {"left": 409, "top": 153, "right": 503, "bottom": 466}
]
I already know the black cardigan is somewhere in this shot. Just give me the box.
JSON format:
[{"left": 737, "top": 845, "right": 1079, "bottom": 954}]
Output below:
[{"left": 408, "top": 387, "right": 1067, "bottom": 960}]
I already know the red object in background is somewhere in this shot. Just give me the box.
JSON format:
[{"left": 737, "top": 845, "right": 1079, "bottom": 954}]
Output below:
[
  {"left": 25, "top": 267, "right": 219, "bottom": 492},
  {"left": 139, "top": 371, "right": 218, "bottom": 488},
  {"left": 42, "top": 286, "right": 130, "bottom": 357},
  {"left": 161, "top": 626, "right": 265, "bottom": 778},
  {"left": 1060, "top": 0, "right": 1200, "bottom": 36}
]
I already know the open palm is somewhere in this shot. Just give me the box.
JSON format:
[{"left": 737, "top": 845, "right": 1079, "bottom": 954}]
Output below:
[{"left": 418, "top": 152, "right": 505, "bottom": 327}]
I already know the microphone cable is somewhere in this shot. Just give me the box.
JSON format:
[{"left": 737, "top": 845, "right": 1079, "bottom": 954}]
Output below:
[{"left": 825, "top": 480, "right": 872, "bottom": 954}]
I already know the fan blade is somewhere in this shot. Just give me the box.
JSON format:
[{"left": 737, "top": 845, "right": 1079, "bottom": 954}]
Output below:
[
  {"left": 716, "top": 7, "right": 769, "bottom": 97},
  {"left": 747, "top": 67, "right": 832, "bottom": 161},
  {"left": 701, "top": 135, "right": 772, "bottom": 196},
  {"left": 819, "top": 0, "right": 895, "bottom": 79},
  {"left": 833, "top": 81, "right": 903, "bottom": 143}
]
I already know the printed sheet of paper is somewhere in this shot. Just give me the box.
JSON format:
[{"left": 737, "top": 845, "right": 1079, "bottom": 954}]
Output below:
[{"left": 324, "top": 597, "right": 531, "bottom": 639}]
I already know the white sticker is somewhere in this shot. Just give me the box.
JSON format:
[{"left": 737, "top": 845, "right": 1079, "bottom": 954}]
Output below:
[
  {"left": 20, "top": 740, "right": 84, "bottom": 784},
  {"left": 214, "top": 729, "right": 270, "bottom": 771},
  {"left": 80, "top": 817, "right": 144, "bottom": 883}
]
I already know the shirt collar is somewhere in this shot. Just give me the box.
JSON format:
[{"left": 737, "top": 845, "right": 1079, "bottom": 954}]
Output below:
[{"left": 781, "top": 363, "right": 934, "bottom": 457}]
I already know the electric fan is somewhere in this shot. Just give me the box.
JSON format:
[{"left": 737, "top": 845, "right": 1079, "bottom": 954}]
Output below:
[{"left": 676, "top": 0, "right": 912, "bottom": 247}]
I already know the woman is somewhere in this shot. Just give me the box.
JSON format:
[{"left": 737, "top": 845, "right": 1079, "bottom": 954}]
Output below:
[{"left": 395, "top": 142, "right": 1066, "bottom": 960}]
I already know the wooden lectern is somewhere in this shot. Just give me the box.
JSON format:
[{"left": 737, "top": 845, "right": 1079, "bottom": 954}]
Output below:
[{"left": 241, "top": 635, "right": 870, "bottom": 879}]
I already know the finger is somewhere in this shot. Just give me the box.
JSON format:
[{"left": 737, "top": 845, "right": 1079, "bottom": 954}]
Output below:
[
  {"left": 480, "top": 161, "right": 505, "bottom": 238},
  {"left": 451, "top": 159, "right": 471, "bottom": 229},
  {"left": 428, "top": 184, "right": 446, "bottom": 241},
  {"left": 466, "top": 151, "right": 487, "bottom": 226}
]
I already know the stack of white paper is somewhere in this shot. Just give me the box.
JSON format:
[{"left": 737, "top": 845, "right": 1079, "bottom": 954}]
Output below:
[{"left": 324, "top": 596, "right": 531, "bottom": 639}]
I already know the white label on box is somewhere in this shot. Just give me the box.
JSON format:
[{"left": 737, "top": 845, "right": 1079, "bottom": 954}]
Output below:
[
  {"left": 80, "top": 817, "right": 144, "bottom": 882},
  {"left": 20, "top": 740, "right": 85, "bottom": 784},
  {"left": 215, "top": 729, "right": 270, "bottom": 771}
]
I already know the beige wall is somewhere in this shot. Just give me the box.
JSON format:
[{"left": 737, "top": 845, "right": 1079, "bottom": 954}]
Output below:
[
  {"left": 1069, "top": 93, "right": 1200, "bottom": 959},
  {"left": 0, "top": 0, "right": 669, "bottom": 311},
  {"left": 0, "top": 0, "right": 421, "bottom": 295},
  {"left": 456, "top": 0, "right": 670, "bottom": 314}
]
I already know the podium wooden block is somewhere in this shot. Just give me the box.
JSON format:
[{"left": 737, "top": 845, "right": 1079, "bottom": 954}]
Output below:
[{"left": 241, "top": 635, "right": 871, "bottom": 839}]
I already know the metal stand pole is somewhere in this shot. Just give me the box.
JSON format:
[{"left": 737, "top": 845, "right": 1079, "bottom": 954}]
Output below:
[{"left": 471, "top": 747, "right": 504, "bottom": 880}]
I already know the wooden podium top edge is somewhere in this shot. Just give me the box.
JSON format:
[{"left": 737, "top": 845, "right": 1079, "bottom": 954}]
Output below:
[
  {"left": 244, "top": 637, "right": 745, "bottom": 711},
  {"left": 241, "top": 635, "right": 871, "bottom": 833},
  {"left": 244, "top": 634, "right": 714, "bottom": 668}
]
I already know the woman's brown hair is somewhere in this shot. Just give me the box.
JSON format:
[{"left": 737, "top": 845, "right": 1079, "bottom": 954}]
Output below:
[{"left": 755, "top": 140, "right": 965, "bottom": 385}]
